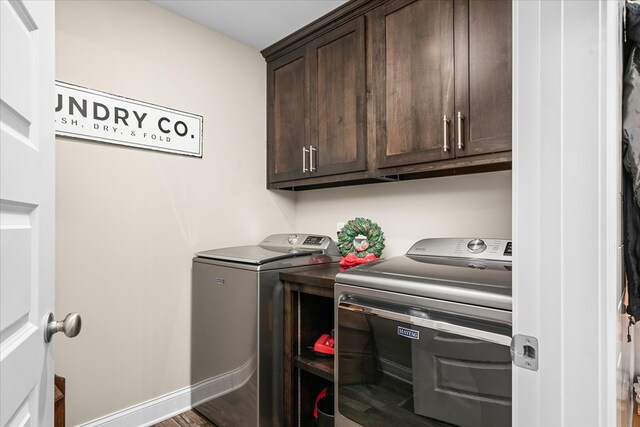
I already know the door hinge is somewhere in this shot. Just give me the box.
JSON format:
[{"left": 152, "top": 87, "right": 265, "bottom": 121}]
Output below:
[{"left": 510, "top": 334, "right": 539, "bottom": 371}]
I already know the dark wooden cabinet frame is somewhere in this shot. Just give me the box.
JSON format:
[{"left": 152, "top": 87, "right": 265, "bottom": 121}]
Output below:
[
  {"left": 263, "top": 0, "right": 512, "bottom": 190},
  {"left": 283, "top": 279, "right": 335, "bottom": 427}
]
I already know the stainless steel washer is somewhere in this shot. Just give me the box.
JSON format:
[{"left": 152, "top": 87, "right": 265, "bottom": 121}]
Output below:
[
  {"left": 334, "top": 238, "right": 513, "bottom": 427},
  {"left": 192, "top": 234, "right": 339, "bottom": 427}
]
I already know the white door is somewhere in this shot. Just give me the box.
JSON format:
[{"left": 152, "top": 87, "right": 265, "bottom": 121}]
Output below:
[
  {"left": 0, "top": 0, "right": 56, "bottom": 426},
  {"left": 512, "top": 0, "right": 622, "bottom": 426}
]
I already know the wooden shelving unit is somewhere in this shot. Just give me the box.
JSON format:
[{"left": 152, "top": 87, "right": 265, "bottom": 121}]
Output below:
[{"left": 281, "top": 265, "right": 341, "bottom": 427}]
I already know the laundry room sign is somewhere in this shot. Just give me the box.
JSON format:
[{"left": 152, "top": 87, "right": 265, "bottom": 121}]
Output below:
[{"left": 55, "top": 81, "right": 203, "bottom": 157}]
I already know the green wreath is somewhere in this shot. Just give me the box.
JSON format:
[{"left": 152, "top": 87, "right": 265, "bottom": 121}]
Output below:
[{"left": 337, "top": 217, "right": 385, "bottom": 258}]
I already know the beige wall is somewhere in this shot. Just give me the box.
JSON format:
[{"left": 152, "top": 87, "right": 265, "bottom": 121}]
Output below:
[
  {"left": 55, "top": 1, "right": 512, "bottom": 425},
  {"left": 295, "top": 171, "right": 512, "bottom": 257},
  {"left": 54, "top": 1, "right": 295, "bottom": 425}
]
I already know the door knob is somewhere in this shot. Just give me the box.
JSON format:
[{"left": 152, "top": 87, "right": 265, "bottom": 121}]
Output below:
[{"left": 45, "top": 312, "right": 82, "bottom": 343}]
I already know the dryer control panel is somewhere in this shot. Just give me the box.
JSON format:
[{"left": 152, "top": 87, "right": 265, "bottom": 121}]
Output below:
[{"left": 407, "top": 238, "right": 512, "bottom": 262}]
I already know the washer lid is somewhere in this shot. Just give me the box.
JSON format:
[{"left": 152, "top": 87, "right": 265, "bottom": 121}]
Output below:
[
  {"left": 195, "top": 245, "right": 321, "bottom": 265},
  {"left": 195, "top": 233, "right": 338, "bottom": 265},
  {"left": 335, "top": 254, "right": 512, "bottom": 311}
]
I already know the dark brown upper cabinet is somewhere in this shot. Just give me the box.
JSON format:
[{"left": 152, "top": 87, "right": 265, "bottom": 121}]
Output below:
[
  {"left": 373, "top": 0, "right": 512, "bottom": 174},
  {"left": 267, "top": 46, "right": 308, "bottom": 183},
  {"left": 372, "top": 0, "right": 455, "bottom": 169},
  {"left": 454, "top": 0, "right": 512, "bottom": 158},
  {"left": 266, "top": 17, "right": 367, "bottom": 188},
  {"left": 309, "top": 17, "right": 367, "bottom": 178},
  {"left": 262, "top": 0, "right": 512, "bottom": 190}
]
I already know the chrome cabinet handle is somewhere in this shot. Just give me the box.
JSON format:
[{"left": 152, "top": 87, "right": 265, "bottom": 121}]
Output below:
[
  {"left": 45, "top": 312, "right": 82, "bottom": 343},
  {"left": 309, "top": 145, "right": 317, "bottom": 173},
  {"left": 443, "top": 115, "right": 450, "bottom": 152},
  {"left": 302, "top": 146, "right": 309, "bottom": 173},
  {"left": 457, "top": 112, "right": 464, "bottom": 150},
  {"left": 338, "top": 301, "right": 511, "bottom": 346}
]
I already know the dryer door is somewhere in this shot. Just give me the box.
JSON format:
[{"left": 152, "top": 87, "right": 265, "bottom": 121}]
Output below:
[{"left": 336, "top": 291, "right": 512, "bottom": 427}]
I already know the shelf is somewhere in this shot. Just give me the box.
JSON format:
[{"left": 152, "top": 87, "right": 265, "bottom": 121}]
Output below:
[
  {"left": 293, "top": 350, "right": 334, "bottom": 382},
  {"left": 283, "top": 273, "right": 338, "bottom": 426}
]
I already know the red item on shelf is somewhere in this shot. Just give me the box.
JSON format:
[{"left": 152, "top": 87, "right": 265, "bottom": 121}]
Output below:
[
  {"left": 313, "top": 388, "right": 328, "bottom": 420},
  {"left": 313, "top": 332, "right": 335, "bottom": 356}
]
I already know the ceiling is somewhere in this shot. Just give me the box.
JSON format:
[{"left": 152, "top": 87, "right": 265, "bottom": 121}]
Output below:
[{"left": 151, "top": 0, "right": 348, "bottom": 51}]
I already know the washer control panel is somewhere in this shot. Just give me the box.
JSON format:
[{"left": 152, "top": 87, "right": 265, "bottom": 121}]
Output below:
[
  {"left": 407, "top": 238, "right": 512, "bottom": 261},
  {"left": 259, "top": 234, "right": 338, "bottom": 254},
  {"left": 303, "top": 235, "right": 326, "bottom": 245}
]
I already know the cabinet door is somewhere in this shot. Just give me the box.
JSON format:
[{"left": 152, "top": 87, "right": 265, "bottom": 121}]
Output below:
[
  {"left": 267, "top": 47, "right": 308, "bottom": 183},
  {"left": 309, "top": 16, "right": 367, "bottom": 177},
  {"left": 454, "top": 0, "right": 512, "bottom": 157},
  {"left": 373, "top": 0, "right": 455, "bottom": 169}
]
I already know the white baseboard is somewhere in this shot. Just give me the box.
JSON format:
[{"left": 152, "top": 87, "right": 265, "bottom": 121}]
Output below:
[{"left": 79, "top": 355, "right": 256, "bottom": 427}]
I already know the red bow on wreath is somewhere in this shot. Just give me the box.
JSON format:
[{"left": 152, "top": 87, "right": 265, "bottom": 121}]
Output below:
[{"left": 339, "top": 252, "right": 379, "bottom": 267}]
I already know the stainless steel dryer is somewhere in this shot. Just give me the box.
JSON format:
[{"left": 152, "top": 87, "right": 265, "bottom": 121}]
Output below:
[
  {"left": 334, "top": 238, "right": 514, "bottom": 427},
  {"left": 192, "top": 234, "right": 339, "bottom": 427}
]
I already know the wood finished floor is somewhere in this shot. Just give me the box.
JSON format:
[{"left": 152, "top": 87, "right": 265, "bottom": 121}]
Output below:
[
  {"left": 153, "top": 374, "right": 256, "bottom": 427},
  {"left": 151, "top": 410, "right": 216, "bottom": 427}
]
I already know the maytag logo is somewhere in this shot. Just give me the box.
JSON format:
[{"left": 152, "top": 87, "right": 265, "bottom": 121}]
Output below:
[{"left": 397, "top": 326, "right": 419, "bottom": 340}]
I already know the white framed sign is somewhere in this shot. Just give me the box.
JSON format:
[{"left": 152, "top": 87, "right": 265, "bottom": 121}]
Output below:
[{"left": 55, "top": 81, "right": 203, "bottom": 157}]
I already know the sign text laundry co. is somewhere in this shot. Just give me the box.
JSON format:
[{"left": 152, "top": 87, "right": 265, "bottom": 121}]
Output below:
[{"left": 55, "top": 81, "right": 203, "bottom": 157}]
